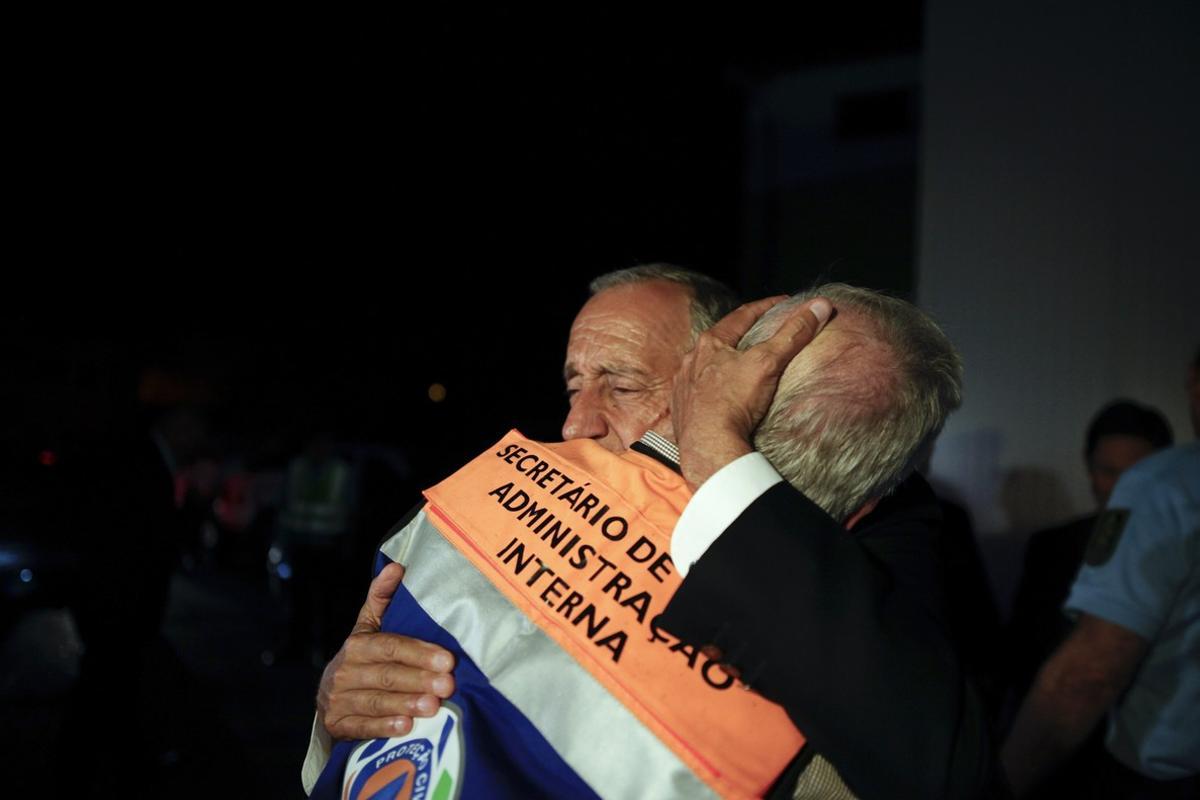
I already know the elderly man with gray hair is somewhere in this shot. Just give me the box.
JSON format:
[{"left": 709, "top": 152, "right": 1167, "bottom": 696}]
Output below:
[
  {"left": 744, "top": 284, "right": 961, "bottom": 520},
  {"left": 659, "top": 284, "right": 996, "bottom": 799}
]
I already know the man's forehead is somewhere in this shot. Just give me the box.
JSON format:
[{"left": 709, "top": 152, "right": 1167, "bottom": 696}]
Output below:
[
  {"left": 563, "top": 357, "right": 654, "bottom": 382},
  {"left": 563, "top": 320, "right": 666, "bottom": 382},
  {"left": 570, "top": 281, "right": 692, "bottom": 330},
  {"left": 564, "top": 281, "right": 692, "bottom": 374}
]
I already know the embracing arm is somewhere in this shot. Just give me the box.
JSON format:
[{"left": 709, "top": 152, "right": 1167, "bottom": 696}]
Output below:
[{"left": 302, "top": 561, "right": 456, "bottom": 794}]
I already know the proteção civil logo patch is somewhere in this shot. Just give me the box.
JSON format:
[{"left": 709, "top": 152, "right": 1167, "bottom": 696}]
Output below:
[{"left": 343, "top": 701, "right": 464, "bottom": 800}]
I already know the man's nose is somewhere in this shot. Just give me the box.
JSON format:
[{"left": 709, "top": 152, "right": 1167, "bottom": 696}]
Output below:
[{"left": 562, "top": 393, "right": 608, "bottom": 442}]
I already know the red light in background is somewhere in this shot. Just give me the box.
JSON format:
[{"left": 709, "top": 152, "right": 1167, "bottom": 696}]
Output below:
[{"left": 39, "top": 450, "right": 57, "bottom": 467}]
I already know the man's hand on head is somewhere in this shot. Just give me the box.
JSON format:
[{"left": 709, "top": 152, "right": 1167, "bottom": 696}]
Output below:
[
  {"left": 671, "top": 296, "right": 833, "bottom": 491},
  {"left": 317, "top": 562, "right": 456, "bottom": 741}
]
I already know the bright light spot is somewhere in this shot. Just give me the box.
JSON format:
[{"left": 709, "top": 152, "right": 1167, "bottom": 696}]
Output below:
[
  {"left": 277, "top": 563, "right": 293, "bottom": 580},
  {"left": 268, "top": 546, "right": 283, "bottom": 565},
  {"left": 428, "top": 383, "right": 447, "bottom": 403},
  {"left": 39, "top": 450, "right": 56, "bottom": 467},
  {"left": 19, "top": 569, "right": 33, "bottom": 583}
]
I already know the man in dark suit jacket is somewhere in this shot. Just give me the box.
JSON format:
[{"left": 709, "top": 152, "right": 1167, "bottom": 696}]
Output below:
[{"left": 658, "top": 284, "right": 1000, "bottom": 799}]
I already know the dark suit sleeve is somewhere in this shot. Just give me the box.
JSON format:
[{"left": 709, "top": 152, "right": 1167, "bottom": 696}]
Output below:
[{"left": 656, "top": 475, "right": 1005, "bottom": 800}]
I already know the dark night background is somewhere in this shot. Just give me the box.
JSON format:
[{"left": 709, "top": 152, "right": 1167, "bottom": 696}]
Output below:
[{"left": 9, "top": 7, "right": 922, "bottom": 467}]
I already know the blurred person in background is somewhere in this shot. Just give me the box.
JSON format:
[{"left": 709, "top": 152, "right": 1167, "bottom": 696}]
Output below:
[
  {"left": 1008, "top": 401, "right": 1173, "bottom": 695},
  {"left": 48, "top": 344, "right": 184, "bottom": 793},
  {"left": 276, "top": 432, "right": 359, "bottom": 665},
  {"left": 1003, "top": 351, "right": 1200, "bottom": 798},
  {"left": 1005, "top": 400, "right": 1171, "bottom": 797}
]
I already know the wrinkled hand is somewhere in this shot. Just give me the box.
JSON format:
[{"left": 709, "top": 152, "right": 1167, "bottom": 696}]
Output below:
[
  {"left": 317, "top": 562, "right": 456, "bottom": 740},
  {"left": 672, "top": 296, "right": 833, "bottom": 490}
]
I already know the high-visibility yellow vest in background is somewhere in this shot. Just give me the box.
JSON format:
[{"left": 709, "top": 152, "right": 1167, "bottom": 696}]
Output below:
[{"left": 279, "top": 456, "right": 353, "bottom": 539}]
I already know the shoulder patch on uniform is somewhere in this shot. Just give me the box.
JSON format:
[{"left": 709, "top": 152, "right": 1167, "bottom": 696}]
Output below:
[{"left": 1084, "top": 508, "right": 1130, "bottom": 566}]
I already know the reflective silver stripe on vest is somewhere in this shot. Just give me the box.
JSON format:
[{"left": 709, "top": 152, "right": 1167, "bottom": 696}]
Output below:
[{"left": 382, "top": 510, "right": 717, "bottom": 800}]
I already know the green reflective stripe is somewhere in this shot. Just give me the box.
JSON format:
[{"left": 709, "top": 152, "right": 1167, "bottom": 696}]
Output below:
[{"left": 431, "top": 770, "right": 454, "bottom": 800}]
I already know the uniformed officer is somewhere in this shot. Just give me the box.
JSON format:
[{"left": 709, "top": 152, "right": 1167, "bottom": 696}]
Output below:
[{"left": 1002, "top": 441, "right": 1200, "bottom": 798}]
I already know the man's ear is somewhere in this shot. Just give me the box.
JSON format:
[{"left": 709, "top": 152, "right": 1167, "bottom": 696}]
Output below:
[{"left": 844, "top": 496, "right": 881, "bottom": 531}]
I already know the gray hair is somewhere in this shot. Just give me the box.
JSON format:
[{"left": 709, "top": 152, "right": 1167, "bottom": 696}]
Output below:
[
  {"left": 589, "top": 263, "right": 740, "bottom": 338},
  {"left": 743, "top": 283, "right": 963, "bottom": 522}
]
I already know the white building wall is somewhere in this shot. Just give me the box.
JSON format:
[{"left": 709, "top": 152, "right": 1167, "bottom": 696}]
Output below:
[{"left": 918, "top": 1, "right": 1200, "bottom": 606}]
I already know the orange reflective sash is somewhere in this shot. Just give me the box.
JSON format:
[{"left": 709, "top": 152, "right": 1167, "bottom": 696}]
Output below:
[{"left": 423, "top": 431, "right": 805, "bottom": 799}]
